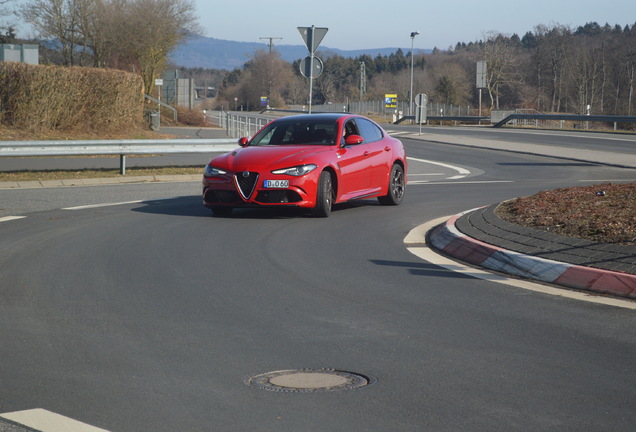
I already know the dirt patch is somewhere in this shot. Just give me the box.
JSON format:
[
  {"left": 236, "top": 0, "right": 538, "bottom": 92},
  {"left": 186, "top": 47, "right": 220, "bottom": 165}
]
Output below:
[{"left": 497, "top": 182, "right": 636, "bottom": 245}]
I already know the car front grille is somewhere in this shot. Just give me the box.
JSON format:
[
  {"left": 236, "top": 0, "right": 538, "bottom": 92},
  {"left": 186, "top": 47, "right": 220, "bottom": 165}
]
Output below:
[
  {"left": 235, "top": 171, "right": 259, "bottom": 199},
  {"left": 204, "top": 190, "right": 241, "bottom": 204},
  {"left": 256, "top": 190, "right": 302, "bottom": 204}
]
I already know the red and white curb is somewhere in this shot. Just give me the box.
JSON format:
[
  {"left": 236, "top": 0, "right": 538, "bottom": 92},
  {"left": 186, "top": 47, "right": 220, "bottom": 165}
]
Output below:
[{"left": 428, "top": 212, "right": 636, "bottom": 299}]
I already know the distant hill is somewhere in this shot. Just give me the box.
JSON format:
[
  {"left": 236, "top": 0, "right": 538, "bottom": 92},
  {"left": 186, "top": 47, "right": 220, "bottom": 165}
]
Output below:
[{"left": 169, "top": 35, "right": 431, "bottom": 70}]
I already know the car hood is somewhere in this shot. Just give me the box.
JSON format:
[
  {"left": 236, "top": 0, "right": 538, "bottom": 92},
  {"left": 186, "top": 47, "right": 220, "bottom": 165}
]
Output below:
[{"left": 210, "top": 145, "right": 332, "bottom": 171}]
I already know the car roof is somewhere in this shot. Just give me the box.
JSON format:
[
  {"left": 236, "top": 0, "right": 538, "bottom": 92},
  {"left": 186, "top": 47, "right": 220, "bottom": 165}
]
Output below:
[{"left": 275, "top": 113, "right": 356, "bottom": 122}]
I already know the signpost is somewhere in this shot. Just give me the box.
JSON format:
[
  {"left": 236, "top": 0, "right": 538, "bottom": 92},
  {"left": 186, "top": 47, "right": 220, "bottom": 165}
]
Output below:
[
  {"left": 154, "top": 78, "right": 163, "bottom": 129},
  {"left": 476, "top": 61, "right": 487, "bottom": 120},
  {"left": 415, "top": 93, "right": 427, "bottom": 134},
  {"left": 298, "top": 25, "right": 328, "bottom": 113}
]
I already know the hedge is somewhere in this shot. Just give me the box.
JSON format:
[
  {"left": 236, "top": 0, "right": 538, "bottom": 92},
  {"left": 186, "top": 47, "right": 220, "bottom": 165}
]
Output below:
[{"left": 0, "top": 62, "right": 145, "bottom": 132}]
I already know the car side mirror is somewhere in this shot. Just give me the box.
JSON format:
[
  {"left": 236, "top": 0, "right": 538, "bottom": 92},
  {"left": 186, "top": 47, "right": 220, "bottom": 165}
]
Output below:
[
  {"left": 238, "top": 137, "right": 249, "bottom": 147},
  {"left": 344, "top": 134, "right": 364, "bottom": 145}
]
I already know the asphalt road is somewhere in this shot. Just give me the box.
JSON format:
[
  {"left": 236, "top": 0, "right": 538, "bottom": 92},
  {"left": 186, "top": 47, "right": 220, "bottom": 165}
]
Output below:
[{"left": 1, "top": 127, "right": 635, "bottom": 431}]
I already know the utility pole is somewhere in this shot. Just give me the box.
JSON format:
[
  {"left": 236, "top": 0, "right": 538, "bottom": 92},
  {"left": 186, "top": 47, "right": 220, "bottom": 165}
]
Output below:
[
  {"left": 409, "top": 31, "right": 420, "bottom": 120},
  {"left": 260, "top": 37, "right": 282, "bottom": 54},
  {"left": 360, "top": 61, "right": 366, "bottom": 99},
  {"left": 259, "top": 37, "right": 282, "bottom": 105}
]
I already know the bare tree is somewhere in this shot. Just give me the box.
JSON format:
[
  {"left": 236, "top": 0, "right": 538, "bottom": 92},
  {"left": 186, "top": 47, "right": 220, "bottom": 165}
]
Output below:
[
  {"left": 106, "top": 0, "right": 201, "bottom": 95},
  {"left": 479, "top": 31, "right": 524, "bottom": 109},
  {"left": 428, "top": 60, "right": 471, "bottom": 106},
  {"left": 19, "top": 0, "right": 200, "bottom": 93},
  {"left": 533, "top": 24, "right": 572, "bottom": 112},
  {"left": 20, "top": 0, "right": 77, "bottom": 65},
  {"left": 566, "top": 38, "right": 605, "bottom": 114}
]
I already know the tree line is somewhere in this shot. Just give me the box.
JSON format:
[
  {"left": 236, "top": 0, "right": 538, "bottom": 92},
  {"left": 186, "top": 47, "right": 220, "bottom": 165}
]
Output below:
[
  {"left": 1, "top": 0, "right": 200, "bottom": 96},
  {"left": 1, "top": 2, "right": 634, "bottom": 119},
  {"left": 217, "top": 21, "right": 636, "bottom": 118}
]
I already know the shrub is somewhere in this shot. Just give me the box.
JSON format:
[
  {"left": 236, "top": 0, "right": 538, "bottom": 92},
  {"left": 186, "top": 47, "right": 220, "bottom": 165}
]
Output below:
[{"left": 0, "top": 62, "right": 144, "bottom": 133}]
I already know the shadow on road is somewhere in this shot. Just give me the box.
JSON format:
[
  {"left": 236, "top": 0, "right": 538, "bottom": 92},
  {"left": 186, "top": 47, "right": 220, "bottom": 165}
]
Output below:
[
  {"left": 370, "top": 259, "right": 475, "bottom": 279},
  {"left": 131, "top": 196, "right": 384, "bottom": 219}
]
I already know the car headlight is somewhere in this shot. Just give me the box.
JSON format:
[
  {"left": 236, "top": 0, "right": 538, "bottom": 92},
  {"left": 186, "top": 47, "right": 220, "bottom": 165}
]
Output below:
[
  {"left": 271, "top": 164, "right": 317, "bottom": 176},
  {"left": 204, "top": 165, "right": 227, "bottom": 176}
]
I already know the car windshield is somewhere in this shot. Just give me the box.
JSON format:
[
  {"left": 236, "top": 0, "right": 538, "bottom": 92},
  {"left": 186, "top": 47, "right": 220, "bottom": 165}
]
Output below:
[{"left": 249, "top": 118, "right": 337, "bottom": 146}]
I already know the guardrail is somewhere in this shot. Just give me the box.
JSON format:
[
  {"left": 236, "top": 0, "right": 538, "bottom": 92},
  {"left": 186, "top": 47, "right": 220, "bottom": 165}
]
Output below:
[
  {"left": 395, "top": 115, "right": 488, "bottom": 124},
  {"left": 0, "top": 138, "right": 238, "bottom": 175},
  {"left": 394, "top": 113, "right": 636, "bottom": 130},
  {"left": 492, "top": 113, "right": 636, "bottom": 128}
]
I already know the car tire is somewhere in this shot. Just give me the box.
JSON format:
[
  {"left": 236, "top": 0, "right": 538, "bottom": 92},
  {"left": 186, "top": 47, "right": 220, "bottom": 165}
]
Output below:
[
  {"left": 210, "top": 206, "right": 233, "bottom": 216},
  {"left": 311, "top": 171, "right": 334, "bottom": 217},
  {"left": 378, "top": 163, "right": 405, "bottom": 206}
]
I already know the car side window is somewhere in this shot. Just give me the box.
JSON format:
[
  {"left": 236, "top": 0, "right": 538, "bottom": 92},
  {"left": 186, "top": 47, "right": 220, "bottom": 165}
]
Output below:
[
  {"left": 356, "top": 118, "right": 384, "bottom": 143},
  {"left": 341, "top": 120, "right": 360, "bottom": 145}
]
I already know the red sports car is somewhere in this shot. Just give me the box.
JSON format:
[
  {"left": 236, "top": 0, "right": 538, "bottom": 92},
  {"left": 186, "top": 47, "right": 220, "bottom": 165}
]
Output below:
[{"left": 202, "top": 113, "right": 407, "bottom": 217}]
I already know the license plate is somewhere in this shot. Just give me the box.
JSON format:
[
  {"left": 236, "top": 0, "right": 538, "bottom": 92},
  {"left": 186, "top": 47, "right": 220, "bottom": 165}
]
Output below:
[{"left": 264, "top": 179, "right": 289, "bottom": 188}]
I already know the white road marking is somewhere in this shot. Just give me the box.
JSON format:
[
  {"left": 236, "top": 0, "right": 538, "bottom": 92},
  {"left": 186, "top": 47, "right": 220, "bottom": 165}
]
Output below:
[
  {"left": 408, "top": 173, "right": 446, "bottom": 176},
  {"left": 408, "top": 180, "right": 514, "bottom": 185},
  {"left": 0, "top": 408, "right": 110, "bottom": 432},
  {"left": 63, "top": 200, "right": 144, "bottom": 210},
  {"left": 404, "top": 217, "right": 636, "bottom": 310},
  {"left": 407, "top": 156, "right": 470, "bottom": 179},
  {"left": 0, "top": 216, "right": 26, "bottom": 223}
]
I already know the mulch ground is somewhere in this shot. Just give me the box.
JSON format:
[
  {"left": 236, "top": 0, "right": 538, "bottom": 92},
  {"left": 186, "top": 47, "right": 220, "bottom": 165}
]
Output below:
[{"left": 497, "top": 182, "right": 636, "bottom": 245}]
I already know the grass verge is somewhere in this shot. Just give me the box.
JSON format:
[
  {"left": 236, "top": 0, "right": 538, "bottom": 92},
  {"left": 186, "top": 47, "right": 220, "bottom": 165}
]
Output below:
[{"left": 0, "top": 166, "right": 203, "bottom": 182}]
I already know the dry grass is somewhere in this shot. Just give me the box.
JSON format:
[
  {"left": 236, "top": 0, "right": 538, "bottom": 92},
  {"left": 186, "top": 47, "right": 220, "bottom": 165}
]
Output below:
[
  {"left": 497, "top": 182, "right": 636, "bottom": 245},
  {"left": 0, "top": 124, "right": 173, "bottom": 141},
  {"left": 0, "top": 167, "right": 202, "bottom": 182}
]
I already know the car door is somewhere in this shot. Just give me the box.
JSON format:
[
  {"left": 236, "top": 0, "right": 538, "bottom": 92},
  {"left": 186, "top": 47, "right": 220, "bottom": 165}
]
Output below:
[
  {"left": 354, "top": 118, "right": 389, "bottom": 192},
  {"left": 336, "top": 119, "right": 370, "bottom": 199}
]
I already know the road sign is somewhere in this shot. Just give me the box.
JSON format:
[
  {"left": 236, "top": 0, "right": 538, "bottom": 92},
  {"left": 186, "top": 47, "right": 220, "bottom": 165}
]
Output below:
[
  {"left": 300, "top": 56, "right": 324, "bottom": 79},
  {"left": 297, "top": 26, "right": 328, "bottom": 114},
  {"left": 385, "top": 94, "right": 397, "bottom": 108},
  {"left": 298, "top": 26, "right": 328, "bottom": 54},
  {"left": 415, "top": 93, "right": 427, "bottom": 107},
  {"left": 416, "top": 106, "right": 427, "bottom": 124},
  {"left": 415, "top": 93, "right": 427, "bottom": 123},
  {"left": 476, "top": 61, "right": 487, "bottom": 88}
]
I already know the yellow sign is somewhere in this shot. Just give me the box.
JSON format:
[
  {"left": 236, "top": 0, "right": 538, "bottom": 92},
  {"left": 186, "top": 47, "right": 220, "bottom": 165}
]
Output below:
[{"left": 385, "top": 94, "right": 397, "bottom": 108}]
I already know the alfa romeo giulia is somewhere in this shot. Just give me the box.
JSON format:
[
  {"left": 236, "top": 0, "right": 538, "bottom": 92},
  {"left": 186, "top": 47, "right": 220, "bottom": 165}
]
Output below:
[{"left": 202, "top": 113, "right": 407, "bottom": 217}]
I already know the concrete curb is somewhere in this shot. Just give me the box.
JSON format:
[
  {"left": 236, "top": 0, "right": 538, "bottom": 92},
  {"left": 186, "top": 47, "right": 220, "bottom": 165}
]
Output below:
[{"left": 428, "top": 212, "right": 636, "bottom": 299}]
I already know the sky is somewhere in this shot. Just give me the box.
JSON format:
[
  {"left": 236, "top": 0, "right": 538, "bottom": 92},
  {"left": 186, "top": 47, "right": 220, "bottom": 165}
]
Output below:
[{"left": 194, "top": 0, "right": 636, "bottom": 51}]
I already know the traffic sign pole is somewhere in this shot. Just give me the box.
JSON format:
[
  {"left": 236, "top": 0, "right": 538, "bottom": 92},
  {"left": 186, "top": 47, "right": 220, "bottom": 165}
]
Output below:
[
  {"left": 307, "top": 26, "right": 315, "bottom": 113},
  {"left": 309, "top": 35, "right": 314, "bottom": 113},
  {"left": 415, "top": 93, "right": 427, "bottom": 135},
  {"left": 298, "top": 25, "right": 328, "bottom": 114}
]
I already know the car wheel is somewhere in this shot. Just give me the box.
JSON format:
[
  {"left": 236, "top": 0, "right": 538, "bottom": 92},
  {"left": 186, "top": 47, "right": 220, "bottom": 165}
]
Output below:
[
  {"left": 210, "top": 206, "right": 233, "bottom": 216},
  {"left": 378, "top": 164, "right": 405, "bottom": 206},
  {"left": 311, "top": 171, "right": 334, "bottom": 217}
]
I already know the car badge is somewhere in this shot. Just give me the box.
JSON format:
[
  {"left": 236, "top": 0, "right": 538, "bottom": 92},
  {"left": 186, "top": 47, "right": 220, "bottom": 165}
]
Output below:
[{"left": 242, "top": 171, "right": 251, "bottom": 178}]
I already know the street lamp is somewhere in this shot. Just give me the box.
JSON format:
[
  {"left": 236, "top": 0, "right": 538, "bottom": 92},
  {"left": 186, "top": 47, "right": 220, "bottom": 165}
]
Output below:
[{"left": 409, "top": 31, "right": 420, "bottom": 119}]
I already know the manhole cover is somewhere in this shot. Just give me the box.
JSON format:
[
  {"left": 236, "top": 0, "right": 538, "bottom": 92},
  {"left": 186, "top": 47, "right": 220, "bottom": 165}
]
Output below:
[{"left": 246, "top": 369, "right": 373, "bottom": 393}]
